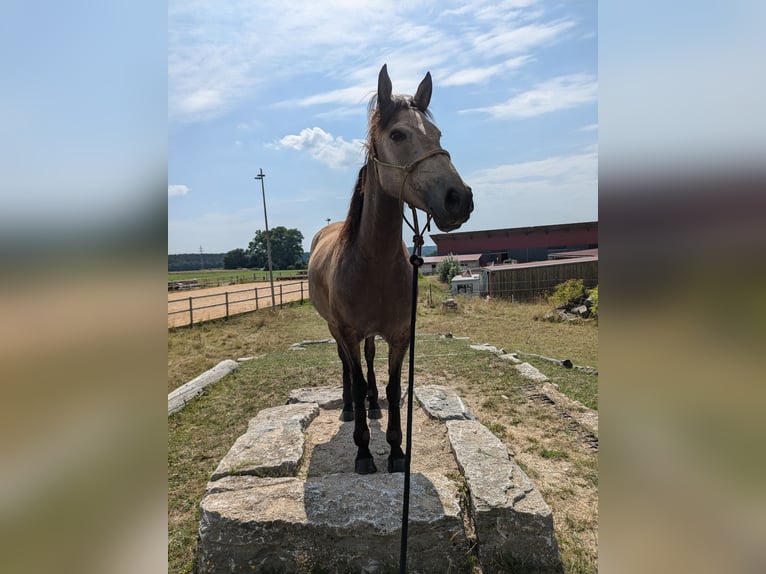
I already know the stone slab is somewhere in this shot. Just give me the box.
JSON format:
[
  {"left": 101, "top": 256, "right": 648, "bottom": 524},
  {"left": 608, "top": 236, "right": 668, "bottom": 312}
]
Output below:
[
  {"left": 211, "top": 403, "right": 319, "bottom": 480},
  {"left": 514, "top": 361, "right": 550, "bottom": 382},
  {"left": 168, "top": 359, "right": 239, "bottom": 416},
  {"left": 287, "top": 385, "right": 404, "bottom": 410},
  {"left": 198, "top": 472, "right": 468, "bottom": 573},
  {"left": 287, "top": 386, "right": 345, "bottom": 409},
  {"left": 469, "top": 343, "right": 505, "bottom": 355},
  {"left": 446, "top": 419, "right": 562, "bottom": 571},
  {"left": 414, "top": 385, "right": 474, "bottom": 421},
  {"left": 199, "top": 388, "right": 561, "bottom": 573}
]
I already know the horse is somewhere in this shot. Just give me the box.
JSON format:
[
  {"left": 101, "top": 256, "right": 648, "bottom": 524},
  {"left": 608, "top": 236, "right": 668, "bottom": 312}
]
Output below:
[{"left": 308, "top": 64, "right": 473, "bottom": 474}]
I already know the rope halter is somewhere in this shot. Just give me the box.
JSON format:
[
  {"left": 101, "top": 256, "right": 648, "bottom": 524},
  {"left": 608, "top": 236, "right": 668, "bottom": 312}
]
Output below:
[{"left": 372, "top": 147, "right": 451, "bottom": 242}]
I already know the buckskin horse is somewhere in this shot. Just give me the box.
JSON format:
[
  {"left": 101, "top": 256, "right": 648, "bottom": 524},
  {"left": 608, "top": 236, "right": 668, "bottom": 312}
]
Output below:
[{"left": 308, "top": 64, "right": 473, "bottom": 474}]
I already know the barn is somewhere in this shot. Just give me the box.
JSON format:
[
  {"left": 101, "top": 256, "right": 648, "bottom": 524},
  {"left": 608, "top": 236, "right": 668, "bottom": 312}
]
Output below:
[
  {"left": 430, "top": 221, "right": 598, "bottom": 265},
  {"left": 482, "top": 253, "right": 598, "bottom": 302}
]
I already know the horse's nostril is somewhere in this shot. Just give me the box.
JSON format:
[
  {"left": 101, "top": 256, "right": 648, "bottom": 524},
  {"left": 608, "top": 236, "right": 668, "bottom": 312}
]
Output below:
[{"left": 444, "top": 188, "right": 461, "bottom": 214}]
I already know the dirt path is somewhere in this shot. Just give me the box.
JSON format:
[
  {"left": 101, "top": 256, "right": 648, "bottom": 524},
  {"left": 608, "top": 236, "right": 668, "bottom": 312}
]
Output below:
[{"left": 167, "top": 280, "right": 309, "bottom": 328}]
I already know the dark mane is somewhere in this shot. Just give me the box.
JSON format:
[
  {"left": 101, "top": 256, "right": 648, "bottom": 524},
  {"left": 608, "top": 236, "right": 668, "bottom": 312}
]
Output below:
[{"left": 339, "top": 164, "right": 367, "bottom": 244}]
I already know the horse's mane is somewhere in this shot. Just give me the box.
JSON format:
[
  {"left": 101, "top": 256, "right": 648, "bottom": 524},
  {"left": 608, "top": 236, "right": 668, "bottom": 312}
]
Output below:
[
  {"left": 339, "top": 164, "right": 367, "bottom": 245},
  {"left": 340, "top": 94, "right": 434, "bottom": 245}
]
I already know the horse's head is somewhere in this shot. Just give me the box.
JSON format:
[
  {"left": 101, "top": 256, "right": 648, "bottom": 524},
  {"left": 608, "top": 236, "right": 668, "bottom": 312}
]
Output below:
[{"left": 370, "top": 64, "right": 473, "bottom": 232}]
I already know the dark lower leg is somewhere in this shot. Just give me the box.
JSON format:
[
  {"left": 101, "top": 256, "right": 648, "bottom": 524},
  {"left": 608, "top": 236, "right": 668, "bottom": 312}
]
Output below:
[
  {"left": 386, "top": 378, "right": 405, "bottom": 472},
  {"left": 386, "top": 343, "right": 407, "bottom": 473},
  {"left": 352, "top": 367, "right": 376, "bottom": 474},
  {"left": 337, "top": 345, "right": 353, "bottom": 422},
  {"left": 365, "top": 336, "right": 382, "bottom": 419}
]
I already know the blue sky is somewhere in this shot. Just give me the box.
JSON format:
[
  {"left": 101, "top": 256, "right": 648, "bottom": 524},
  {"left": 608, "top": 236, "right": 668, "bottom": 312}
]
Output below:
[{"left": 168, "top": 0, "right": 597, "bottom": 254}]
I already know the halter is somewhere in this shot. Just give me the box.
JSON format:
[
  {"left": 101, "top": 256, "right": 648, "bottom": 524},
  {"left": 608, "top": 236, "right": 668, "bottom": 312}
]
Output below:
[{"left": 372, "top": 147, "right": 451, "bottom": 238}]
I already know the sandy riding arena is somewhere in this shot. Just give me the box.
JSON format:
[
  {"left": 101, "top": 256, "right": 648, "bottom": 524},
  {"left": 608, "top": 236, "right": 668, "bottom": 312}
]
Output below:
[{"left": 168, "top": 280, "right": 309, "bottom": 328}]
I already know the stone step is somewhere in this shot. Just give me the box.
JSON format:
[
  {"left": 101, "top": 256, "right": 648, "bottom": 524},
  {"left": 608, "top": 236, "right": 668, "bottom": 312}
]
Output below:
[
  {"left": 199, "top": 472, "right": 466, "bottom": 573},
  {"left": 198, "top": 385, "right": 562, "bottom": 573}
]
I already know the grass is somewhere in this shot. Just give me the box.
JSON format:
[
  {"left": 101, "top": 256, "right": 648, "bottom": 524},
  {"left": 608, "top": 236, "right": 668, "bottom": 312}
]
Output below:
[
  {"left": 168, "top": 277, "right": 598, "bottom": 573},
  {"left": 168, "top": 268, "right": 306, "bottom": 282}
]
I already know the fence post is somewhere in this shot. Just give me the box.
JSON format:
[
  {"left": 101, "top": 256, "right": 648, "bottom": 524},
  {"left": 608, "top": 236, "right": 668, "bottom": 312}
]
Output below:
[
  {"left": 279, "top": 284, "right": 283, "bottom": 308},
  {"left": 255, "top": 287, "right": 259, "bottom": 310},
  {"left": 225, "top": 292, "right": 229, "bottom": 320},
  {"left": 188, "top": 296, "right": 194, "bottom": 326},
  {"left": 300, "top": 281, "right": 304, "bottom": 303}
]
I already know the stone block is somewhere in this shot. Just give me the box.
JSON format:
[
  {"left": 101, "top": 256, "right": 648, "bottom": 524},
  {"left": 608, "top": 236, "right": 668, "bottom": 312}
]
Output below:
[
  {"left": 288, "top": 385, "right": 403, "bottom": 409},
  {"left": 287, "top": 387, "right": 345, "bottom": 410},
  {"left": 198, "top": 472, "right": 468, "bottom": 573},
  {"left": 211, "top": 403, "right": 319, "bottom": 480},
  {"left": 446, "top": 419, "right": 562, "bottom": 571},
  {"left": 414, "top": 385, "right": 474, "bottom": 421},
  {"left": 514, "top": 362, "right": 549, "bottom": 382}
]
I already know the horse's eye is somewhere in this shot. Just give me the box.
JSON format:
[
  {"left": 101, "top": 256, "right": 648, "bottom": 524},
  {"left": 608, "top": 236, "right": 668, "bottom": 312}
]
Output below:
[{"left": 390, "top": 130, "right": 406, "bottom": 143}]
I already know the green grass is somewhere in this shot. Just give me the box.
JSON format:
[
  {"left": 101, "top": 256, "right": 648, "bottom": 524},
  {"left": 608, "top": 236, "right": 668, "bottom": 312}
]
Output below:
[
  {"left": 168, "top": 268, "right": 306, "bottom": 283},
  {"left": 168, "top": 279, "right": 598, "bottom": 573}
]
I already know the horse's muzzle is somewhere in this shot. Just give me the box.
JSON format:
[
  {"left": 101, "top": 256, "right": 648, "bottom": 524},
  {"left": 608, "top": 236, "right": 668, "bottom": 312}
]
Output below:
[{"left": 432, "top": 185, "right": 473, "bottom": 231}]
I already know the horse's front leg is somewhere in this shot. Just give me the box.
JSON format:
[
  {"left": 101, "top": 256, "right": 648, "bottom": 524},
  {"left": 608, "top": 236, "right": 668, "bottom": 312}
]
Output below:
[
  {"left": 337, "top": 331, "right": 377, "bottom": 474},
  {"left": 385, "top": 339, "right": 408, "bottom": 473},
  {"left": 365, "top": 336, "right": 382, "bottom": 419}
]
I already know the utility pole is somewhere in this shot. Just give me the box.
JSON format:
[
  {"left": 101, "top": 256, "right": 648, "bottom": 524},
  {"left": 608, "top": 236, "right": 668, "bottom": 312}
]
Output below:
[
  {"left": 199, "top": 245, "right": 205, "bottom": 270},
  {"left": 325, "top": 218, "right": 331, "bottom": 226},
  {"left": 254, "top": 169, "right": 276, "bottom": 308}
]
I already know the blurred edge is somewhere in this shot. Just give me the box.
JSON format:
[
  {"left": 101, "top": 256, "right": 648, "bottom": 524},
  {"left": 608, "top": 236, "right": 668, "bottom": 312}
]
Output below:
[
  {"left": 599, "top": 1, "right": 766, "bottom": 572},
  {"left": 0, "top": 2, "right": 168, "bottom": 573}
]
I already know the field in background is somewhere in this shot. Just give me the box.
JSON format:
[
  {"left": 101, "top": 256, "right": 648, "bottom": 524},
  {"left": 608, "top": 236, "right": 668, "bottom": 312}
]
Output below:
[
  {"left": 168, "top": 268, "right": 306, "bottom": 283},
  {"left": 168, "top": 277, "right": 598, "bottom": 573}
]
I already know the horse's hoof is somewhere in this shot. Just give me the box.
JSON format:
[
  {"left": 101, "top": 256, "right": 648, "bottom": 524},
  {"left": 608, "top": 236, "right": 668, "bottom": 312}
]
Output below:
[
  {"left": 355, "top": 457, "right": 378, "bottom": 475},
  {"left": 368, "top": 408, "right": 382, "bottom": 419},
  {"left": 387, "top": 457, "right": 406, "bottom": 473},
  {"left": 339, "top": 409, "right": 354, "bottom": 422}
]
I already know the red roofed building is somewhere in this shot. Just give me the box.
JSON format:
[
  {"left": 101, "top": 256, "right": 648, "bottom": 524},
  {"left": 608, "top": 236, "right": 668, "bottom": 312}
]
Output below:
[{"left": 430, "top": 221, "right": 597, "bottom": 265}]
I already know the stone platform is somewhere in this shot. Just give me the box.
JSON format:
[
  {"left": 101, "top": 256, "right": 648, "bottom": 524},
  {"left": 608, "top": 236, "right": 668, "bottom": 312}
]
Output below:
[{"left": 197, "top": 385, "right": 562, "bottom": 573}]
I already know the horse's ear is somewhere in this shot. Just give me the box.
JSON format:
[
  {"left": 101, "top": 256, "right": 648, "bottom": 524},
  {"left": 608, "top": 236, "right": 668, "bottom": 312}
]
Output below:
[
  {"left": 413, "top": 71, "right": 432, "bottom": 112},
  {"left": 377, "top": 64, "right": 393, "bottom": 111}
]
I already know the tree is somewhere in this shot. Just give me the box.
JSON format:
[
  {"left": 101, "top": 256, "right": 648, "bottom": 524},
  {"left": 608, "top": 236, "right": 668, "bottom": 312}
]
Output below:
[
  {"left": 223, "top": 248, "right": 247, "bottom": 269},
  {"left": 436, "top": 254, "right": 460, "bottom": 283},
  {"left": 247, "top": 226, "right": 305, "bottom": 270}
]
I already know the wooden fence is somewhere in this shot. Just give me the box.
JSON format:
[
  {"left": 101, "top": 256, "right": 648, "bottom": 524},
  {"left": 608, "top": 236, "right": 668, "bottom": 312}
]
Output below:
[
  {"left": 168, "top": 280, "right": 308, "bottom": 328},
  {"left": 168, "top": 271, "right": 308, "bottom": 292}
]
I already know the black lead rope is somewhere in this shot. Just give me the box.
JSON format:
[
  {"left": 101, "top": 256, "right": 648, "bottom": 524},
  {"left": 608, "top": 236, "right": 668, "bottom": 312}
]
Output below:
[{"left": 399, "top": 221, "right": 428, "bottom": 574}]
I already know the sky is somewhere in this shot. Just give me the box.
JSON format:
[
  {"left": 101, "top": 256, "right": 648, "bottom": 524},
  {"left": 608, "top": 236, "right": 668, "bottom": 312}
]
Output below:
[{"left": 168, "top": 0, "right": 597, "bottom": 254}]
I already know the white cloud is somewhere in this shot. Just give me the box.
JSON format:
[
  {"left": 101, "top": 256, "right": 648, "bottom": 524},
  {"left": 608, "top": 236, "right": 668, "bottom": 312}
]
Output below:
[
  {"left": 168, "top": 184, "right": 189, "bottom": 197},
  {"left": 439, "top": 56, "right": 532, "bottom": 86},
  {"left": 273, "top": 127, "right": 365, "bottom": 169},
  {"left": 468, "top": 149, "right": 597, "bottom": 197},
  {"left": 472, "top": 19, "right": 575, "bottom": 56},
  {"left": 462, "top": 74, "right": 597, "bottom": 118},
  {"left": 169, "top": 1, "right": 578, "bottom": 122}
]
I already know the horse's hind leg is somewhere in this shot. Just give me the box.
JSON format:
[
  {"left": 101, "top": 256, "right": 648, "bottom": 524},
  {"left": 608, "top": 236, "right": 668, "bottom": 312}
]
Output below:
[
  {"left": 365, "top": 336, "right": 382, "bottom": 419},
  {"left": 330, "top": 325, "right": 354, "bottom": 422}
]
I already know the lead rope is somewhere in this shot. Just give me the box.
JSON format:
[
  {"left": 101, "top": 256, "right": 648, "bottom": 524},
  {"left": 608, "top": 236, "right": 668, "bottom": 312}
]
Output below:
[{"left": 399, "top": 212, "right": 430, "bottom": 574}]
